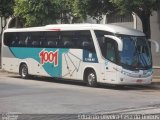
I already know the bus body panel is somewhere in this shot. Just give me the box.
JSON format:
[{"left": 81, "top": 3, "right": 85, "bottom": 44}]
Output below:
[
  {"left": 1, "top": 24, "right": 152, "bottom": 85},
  {"left": 2, "top": 46, "right": 101, "bottom": 81},
  {"left": 104, "top": 60, "right": 118, "bottom": 84}
]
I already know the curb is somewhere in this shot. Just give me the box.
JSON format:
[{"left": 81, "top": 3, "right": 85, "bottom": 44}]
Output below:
[
  {"left": 153, "top": 77, "right": 160, "bottom": 79},
  {"left": 147, "top": 82, "right": 160, "bottom": 89}
]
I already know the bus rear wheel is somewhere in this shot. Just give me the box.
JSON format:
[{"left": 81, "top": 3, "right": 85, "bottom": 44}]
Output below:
[
  {"left": 86, "top": 70, "right": 97, "bottom": 87},
  {"left": 20, "top": 64, "right": 28, "bottom": 79}
]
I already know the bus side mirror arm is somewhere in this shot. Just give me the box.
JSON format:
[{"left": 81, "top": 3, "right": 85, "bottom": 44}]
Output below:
[
  {"left": 148, "top": 39, "right": 159, "bottom": 53},
  {"left": 104, "top": 35, "right": 123, "bottom": 51}
]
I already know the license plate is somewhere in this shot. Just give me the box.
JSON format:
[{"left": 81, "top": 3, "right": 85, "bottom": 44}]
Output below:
[{"left": 137, "top": 79, "right": 143, "bottom": 83}]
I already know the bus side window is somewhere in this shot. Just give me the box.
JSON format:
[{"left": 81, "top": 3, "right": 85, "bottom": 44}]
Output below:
[
  {"left": 47, "top": 40, "right": 57, "bottom": 47},
  {"left": 39, "top": 36, "right": 45, "bottom": 47},
  {"left": 11, "top": 40, "right": 16, "bottom": 46},
  {"left": 18, "top": 40, "right": 25, "bottom": 46},
  {"left": 60, "top": 31, "right": 76, "bottom": 48},
  {"left": 95, "top": 30, "right": 114, "bottom": 55},
  {"left": 105, "top": 39, "right": 117, "bottom": 63},
  {"left": 45, "top": 31, "right": 59, "bottom": 48},
  {"left": 63, "top": 40, "right": 73, "bottom": 47},
  {"left": 62, "top": 37, "right": 74, "bottom": 48},
  {"left": 72, "top": 37, "right": 79, "bottom": 48},
  {"left": 29, "top": 32, "right": 43, "bottom": 48},
  {"left": 4, "top": 32, "right": 18, "bottom": 47},
  {"left": 18, "top": 32, "right": 29, "bottom": 47},
  {"left": 32, "top": 41, "right": 40, "bottom": 47},
  {"left": 79, "top": 36, "right": 95, "bottom": 52}
]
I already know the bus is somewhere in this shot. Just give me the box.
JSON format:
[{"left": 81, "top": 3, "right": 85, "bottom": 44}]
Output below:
[{"left": 1, "top": 24, "right": 154, "bottom": 86}]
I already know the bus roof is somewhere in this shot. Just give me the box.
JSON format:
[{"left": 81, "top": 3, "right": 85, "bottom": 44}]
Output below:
[{"left": 4, "top": 24, "right": 145, "bottom": 36}]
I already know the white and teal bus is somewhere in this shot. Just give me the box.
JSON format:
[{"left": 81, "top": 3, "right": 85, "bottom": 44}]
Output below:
[{"left": 1, "top": 24, "right": 154, "bottom": 86}]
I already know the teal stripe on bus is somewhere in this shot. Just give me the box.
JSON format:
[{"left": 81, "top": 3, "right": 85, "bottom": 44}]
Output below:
[{"left": 10, "top": 47, "right": 69, "bottom": 77}]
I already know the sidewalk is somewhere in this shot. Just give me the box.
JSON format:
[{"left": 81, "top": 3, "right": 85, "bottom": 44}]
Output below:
[{"left": 151, "top": 78, "right": 160, "bottom": 89}]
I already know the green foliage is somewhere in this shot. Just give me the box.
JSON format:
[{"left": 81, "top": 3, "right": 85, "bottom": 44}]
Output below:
[
  {"left": 1, "top": 0, "right": 158, "bottom": 39},
  {"left": 14, "top": 0, "right": 115, "bottom": 26},
  {"left": 72, "top": 0, "right": 88, "bottom": 21},
  {"left": 54, "top": 0, "right": 71, "bottom": 23},
  {"left": 86, "top": 0, "right": 115, "bottom": 22},
  {"left": 110, "top": 0, "right": 158, "bottom": 15},
  {"left": 0, "top": 0, "right": 14, "bottom": 37},
  {"left": 110, "top": 0, "right": 158, "bottom": 38},
  {"left": 14, "top": 0, "right": 57, "bottom": 27},
  {"left": 0, "top": 0, "right": 14, "bottom": 17},
  {"left": 72, "top": 0, "right": 115, "bottom": 23},
  {"left": 14, "top": 0, "right": 84, "bottom": 26},
  {"left": 53, "top": 0, "right": 83, "bottom": 23}
]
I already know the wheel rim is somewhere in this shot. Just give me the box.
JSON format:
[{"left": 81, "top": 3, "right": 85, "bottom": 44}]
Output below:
[
  {"left": 22, "top": 66, "right": 27, "bottom": 77},
  {"left": 88, "top": 73, "right": 96, "bottom": 85}
]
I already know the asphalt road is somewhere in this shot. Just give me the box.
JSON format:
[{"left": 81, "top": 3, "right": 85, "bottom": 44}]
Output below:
[{"left": 0, "top": 70, "right": 160, "bottom": 119}]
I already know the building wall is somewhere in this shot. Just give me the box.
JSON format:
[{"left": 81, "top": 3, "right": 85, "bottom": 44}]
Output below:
[{"left": 150, "top": 11, "right": 160, "bottom": 69}]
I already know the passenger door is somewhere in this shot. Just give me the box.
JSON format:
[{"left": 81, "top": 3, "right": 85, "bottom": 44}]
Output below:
[{"left": 104, "top": 38, "right": 118, "bottom": 83}]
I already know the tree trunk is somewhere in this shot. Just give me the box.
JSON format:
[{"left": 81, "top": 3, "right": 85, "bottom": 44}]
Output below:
[
  {"left": 0, "top": 17, "right": 7, "bottom": 37},
  {"left": 0, "top": 17, "right": 3, "bottom": 37},
  {"left": 139, "top": 13, "right": 151, "bottom": 39}
]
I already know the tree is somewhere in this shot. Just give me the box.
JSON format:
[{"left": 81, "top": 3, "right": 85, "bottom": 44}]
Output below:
[
  {"left": 72, "top": 0, "right": 115, "bottom": 23},
  {"left": 0, "top": 0, "right": 14, "bottom": 67},
  {"left": 0, "top": 0, "right": 14, "bottom": 36},
  {"left": 111, "top": 0, "right": 158, "bottom": 39},
  {"left": 71, "top": 0, "right": 88, "bottom": 23},
  {"left": 14, "top": 0, "right": 84, "bottom": 26},
  {"left": 14, "top": 0, "right": 58, "bottom": 27},
  {"left": 54, "top": 0, "right": 73, "bottom": 24},
  {"left": 86, "top": 0, "right": 115, "bottom": 23}
]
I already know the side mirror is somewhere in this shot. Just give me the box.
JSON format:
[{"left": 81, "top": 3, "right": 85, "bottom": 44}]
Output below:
[
  {"left": 104, "top": 35, "right": 123, "bottom": 51},
  {"left": 148, "top": 39, "right": 159, "bottom": 53}
]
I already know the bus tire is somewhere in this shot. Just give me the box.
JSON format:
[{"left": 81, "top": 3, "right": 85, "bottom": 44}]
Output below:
[
  {"left": 85, "top": 69, "right": 97, "bottom": 87},
  {"left": 20, "top": 64, "right": 28, "bottom": 79}
]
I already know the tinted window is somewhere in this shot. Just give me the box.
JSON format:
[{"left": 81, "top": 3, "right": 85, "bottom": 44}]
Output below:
[
  {"left": 4, "top": 32, "right": 18, "bottom": 47},
  {"left": 4, "top": 32, "right": 45, "bottom": 48},
  {"left": 95, "top": 30, "right": 113, "bottom": 54},
  {"left": 98, "top": 37, "right": 118, "bottom": 63},
  {"left": 4, "top": 30, "right": 95, "bottom": 50},
  {"left": 59, "top": 31, "right": 75, "bottom": 48},
  {"left": 76, "top": 30, "right": 95, "bottom": 51},
  {"left": 95, "top": 30, "right": 113, "bottom": 40},
  {"left": 45, "top": 31, "right": 59, "bottom": 48},
  {"left": 59, "top": 30, "right": 94, "bottom": 50},
  {"left": 18, "top": 32, "right": 28, "bottom": 47},
  {"left": 29, "top": 32, "right": 43, "bottom": 47},
  {"left": 106, "top": 40, "right": 117, "bottom": 63}
]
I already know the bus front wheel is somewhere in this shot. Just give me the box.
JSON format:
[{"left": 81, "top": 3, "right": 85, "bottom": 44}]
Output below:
[
  {"left": 85, "top": 69, "right": 97, "bottom": 87},
  {"left": 20, "top": 64, "right": 28, "bottom": 79}
]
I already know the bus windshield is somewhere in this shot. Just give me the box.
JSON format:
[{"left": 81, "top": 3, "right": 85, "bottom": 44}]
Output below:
[
  {"left": 119, "top": 35, "right": 152, "bottom": 70},
  {"left": 95, "top": 30, "right": 152, "bottom": 70}
]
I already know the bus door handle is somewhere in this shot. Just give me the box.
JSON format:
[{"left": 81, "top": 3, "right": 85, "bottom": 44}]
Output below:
[{"left": 106, "top": 67, "right": 108, "bottom": 69}]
